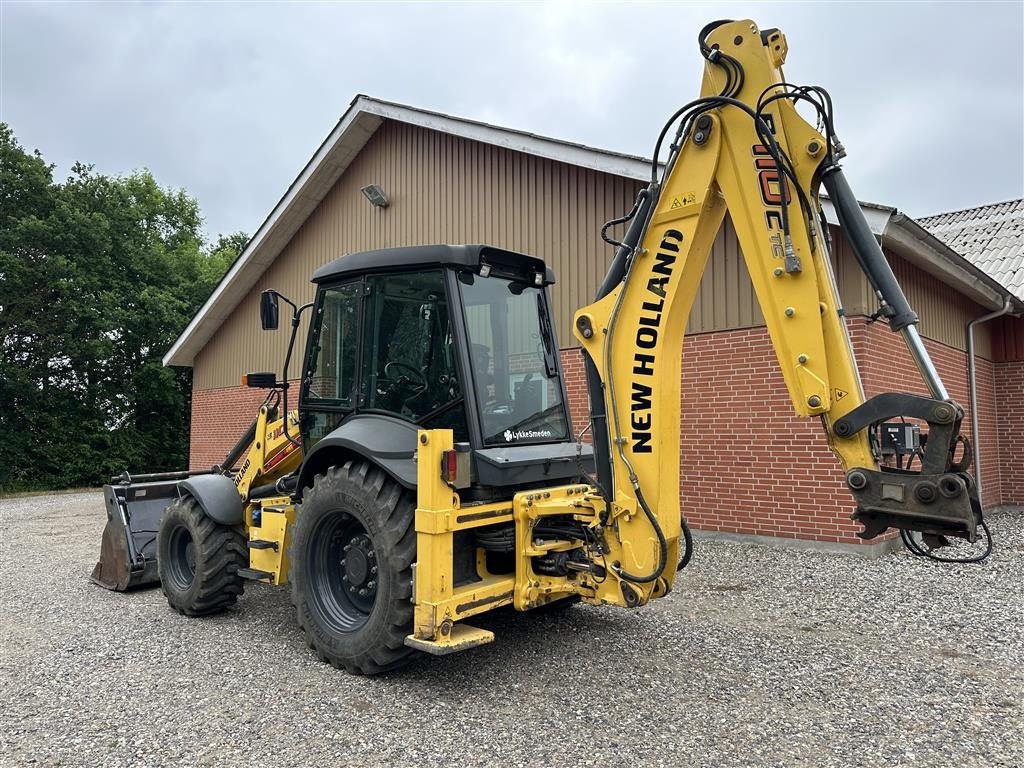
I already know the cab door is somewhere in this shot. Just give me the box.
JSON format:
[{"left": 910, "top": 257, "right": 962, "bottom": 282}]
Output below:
[
  {"left": 300, "top": 279, "right": 362, "bottom": 449},
  {"left": 358, "top": 270, "right": 468, "bottom": 440}
]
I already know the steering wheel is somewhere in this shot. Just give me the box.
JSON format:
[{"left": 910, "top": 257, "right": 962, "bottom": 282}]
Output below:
[
  {"left": 383, "top": 360, "right": 428, "bottom": 390},
  {"left": 483, "top": 400, "right": 514, "bottom": 416}
]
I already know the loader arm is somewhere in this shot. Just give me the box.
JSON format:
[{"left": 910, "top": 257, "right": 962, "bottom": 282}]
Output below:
[
  {"left": 230, "top": 400, "right": 302, "bottom": 501},
  {"left": 573, "top": 19, "right": 981, "bottom": 586},
  {"left": 91, "top": 393, "right": 302, "bottom": 591}
]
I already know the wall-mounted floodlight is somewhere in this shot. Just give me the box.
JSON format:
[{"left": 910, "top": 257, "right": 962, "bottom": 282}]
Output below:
[{"left": 360, "top": 184, "right": 389, "bottom": 208}]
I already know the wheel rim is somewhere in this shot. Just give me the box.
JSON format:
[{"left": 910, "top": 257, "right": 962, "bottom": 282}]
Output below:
[
  {"left": 166, "top": 525, "right": 196, "bottom": 590},
  {"left": 308, "top": 510, "right": 379, "bottom": 633}
]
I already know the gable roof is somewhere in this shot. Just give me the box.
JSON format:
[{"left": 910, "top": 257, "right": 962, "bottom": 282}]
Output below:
[
  {"left": 163, "top": 95, "right": 1020, "bottom": 367},
  {"left": 919, "top": 199, "right": 1024, "bottom": 301}
]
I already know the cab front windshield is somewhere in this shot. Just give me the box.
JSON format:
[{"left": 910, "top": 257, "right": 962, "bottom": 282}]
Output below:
[{"left": 459, "top": 272, "right": 570, "bottom": 446}]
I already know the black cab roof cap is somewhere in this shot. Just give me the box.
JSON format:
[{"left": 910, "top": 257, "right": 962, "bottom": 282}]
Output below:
[{"left": 311, "top": 244, "right": 556, "bottom": 285}]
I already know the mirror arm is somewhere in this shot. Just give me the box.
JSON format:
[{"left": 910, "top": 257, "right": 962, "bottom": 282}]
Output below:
[{"left": 279, "top": 301, "right": 314, "bottom": 449}]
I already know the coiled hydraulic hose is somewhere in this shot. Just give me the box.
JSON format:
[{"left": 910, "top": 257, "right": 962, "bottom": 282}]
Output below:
[{"left": 901, "top": 520, "right": 993, "bottom": 564}]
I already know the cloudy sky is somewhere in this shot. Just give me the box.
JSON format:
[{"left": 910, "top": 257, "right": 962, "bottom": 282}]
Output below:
[{"left": 3, "top": 1, "right": 1022, "bottom": 241}]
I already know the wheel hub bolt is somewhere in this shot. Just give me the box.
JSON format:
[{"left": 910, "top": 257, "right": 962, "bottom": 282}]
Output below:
[{"left": 367, "top": 580, "right": 376, "bottom": 590}]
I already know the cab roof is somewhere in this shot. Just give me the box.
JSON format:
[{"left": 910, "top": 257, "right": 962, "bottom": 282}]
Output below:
[{"left": 311, "top": 244, "right": 556, "bottom": 285}]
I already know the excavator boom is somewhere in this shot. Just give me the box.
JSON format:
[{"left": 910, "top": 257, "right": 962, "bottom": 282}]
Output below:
[{"left": 572, "top": 19, "right": 981, "bottom": 589}]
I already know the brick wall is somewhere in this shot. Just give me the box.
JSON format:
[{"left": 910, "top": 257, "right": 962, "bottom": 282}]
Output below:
[
  {"left": 190, "top": 322, "right": 1010, "bottom": 543},
  {"left": 561, "top": 349, "right": 590, "bottom": 441},
  {"left": 675, "top": 328, "right": 866, "bottom": 543},
  {"left": 189, "top": 386, "right": 280, "bottom": 470},
  {"left": 560, "top": 331, "right": 867, "bottom": 544},
  {"left": 995, "top": 361, "right": 1024, "bottom": 505},
  {"left": 559, "top": 316, "right": 1005, "bottom": 545}
]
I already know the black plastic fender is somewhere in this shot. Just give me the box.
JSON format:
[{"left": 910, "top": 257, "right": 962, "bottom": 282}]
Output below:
[
  {"left": 296, "top": 414, "right": 418, "bottom": 495},
  {"left": 178, "top": 474, "right": 244, "bottom": 525}
]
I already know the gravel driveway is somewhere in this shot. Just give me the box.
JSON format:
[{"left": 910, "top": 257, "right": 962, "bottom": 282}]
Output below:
[{"left": 2, "top": 490, "right": 1022, "bottom": 767}]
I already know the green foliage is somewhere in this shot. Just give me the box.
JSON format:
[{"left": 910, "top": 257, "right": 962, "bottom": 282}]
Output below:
[{"left": 0, "top": 124, "right": 246, "bottom": 491}]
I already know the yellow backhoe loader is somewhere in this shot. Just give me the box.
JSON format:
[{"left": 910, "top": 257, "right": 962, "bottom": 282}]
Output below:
[{"left": 93, "top": 19, "right": 987, "bottom": 673}]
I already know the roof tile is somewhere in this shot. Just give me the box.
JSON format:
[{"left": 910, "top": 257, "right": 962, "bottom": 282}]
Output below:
[{"left": 919, "top": 198, "right": 1024, "bottom": 300}]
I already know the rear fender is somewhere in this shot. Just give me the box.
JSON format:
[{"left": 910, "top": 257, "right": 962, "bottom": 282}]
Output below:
[{"left": 296, "top": 414, "right": 418, "bottom": 497}]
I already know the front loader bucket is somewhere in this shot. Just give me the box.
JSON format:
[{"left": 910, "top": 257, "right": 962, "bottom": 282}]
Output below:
[{"left": 91, "top": 479, "right": 179, "bottom": 591}]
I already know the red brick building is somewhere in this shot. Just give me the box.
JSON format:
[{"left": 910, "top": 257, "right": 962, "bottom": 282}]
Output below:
[{"left": 165, "top": 97, "right": 1023, "bottom": 553}]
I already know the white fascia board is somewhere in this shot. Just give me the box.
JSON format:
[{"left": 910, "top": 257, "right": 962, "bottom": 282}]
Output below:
[
  {"left": 356, "top": 97, "right": 654, "bottom": 182},
  {"left": 820, "top": 196, "right": 892, "bottom": 236},
  {"left": 162, "top": 106, "right": 382, "bottom": 367}
]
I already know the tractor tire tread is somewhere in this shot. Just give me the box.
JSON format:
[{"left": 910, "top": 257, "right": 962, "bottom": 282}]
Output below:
[
  {"left": 157, "top": 496, "right": 247, "bottom": 617},
  {"left": 290, "top": 461, "right": 417, "bottom": 675}
]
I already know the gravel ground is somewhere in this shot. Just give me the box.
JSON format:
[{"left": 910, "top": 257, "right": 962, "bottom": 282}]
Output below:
[{"left": 2, "top": 490, "right": 1022, "bottom": 768}]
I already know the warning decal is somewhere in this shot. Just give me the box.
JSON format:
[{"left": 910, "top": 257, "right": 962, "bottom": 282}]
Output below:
[{"left": 669, "top": 192, "right": 697, "bottom": 209}]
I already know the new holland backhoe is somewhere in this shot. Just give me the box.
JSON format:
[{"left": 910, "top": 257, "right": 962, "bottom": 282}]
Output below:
[{"left": 93, "top": 19, "right": 986, "bottom": 674}]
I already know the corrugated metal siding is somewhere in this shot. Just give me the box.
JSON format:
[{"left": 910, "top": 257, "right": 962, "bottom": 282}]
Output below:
[
  {"left": 834, "top": 234, "right": 874, "bottom": 317},
  {"left": 687, "top": 223, "right": 869, "bottom": 335},
  {"left": 689, "top": 216, "right": 762, "bottom": 332},
  {"left": 193, "top": 119, "right": 995, "bottom": 389},
  {"left": 196, "top": 122, "right": 654, "bottom": 388},
  {"left": 196, "top": 121, "right": 678, "bottom": 390},
  {"left": 888, "top": 253, "right": 992, "bottom": 358}
]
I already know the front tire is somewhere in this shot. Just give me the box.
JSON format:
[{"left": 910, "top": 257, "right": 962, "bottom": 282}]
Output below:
[
  {"left": 290, "top": 461, "right": 416, "bottom": 674},
  {"left": 156, "top": 496, "right": 247, "bottom": 616}
]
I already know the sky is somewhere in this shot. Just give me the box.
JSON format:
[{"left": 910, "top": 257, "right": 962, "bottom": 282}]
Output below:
[{"left": 2, "top": 1, "right": 1022, "bottom": 242}]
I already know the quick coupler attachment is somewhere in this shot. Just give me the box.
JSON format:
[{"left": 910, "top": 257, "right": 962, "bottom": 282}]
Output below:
[
  {"left": 834, "top": 392, "right": 983, "bottom": 543},
  {"left": 846, "top": 468, "right": 980, "bottom": 542}
]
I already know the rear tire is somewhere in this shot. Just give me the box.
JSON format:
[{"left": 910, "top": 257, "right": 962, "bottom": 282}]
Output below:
[
  {"left": 290, "top": 461, "right": 416, "bottom": 674},
  {"left": 156, "top": 496, "right": 247, "bottom": 616}
]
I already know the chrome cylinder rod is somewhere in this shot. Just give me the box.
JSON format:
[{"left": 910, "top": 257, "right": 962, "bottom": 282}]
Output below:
[{"left": 901, "top": 324, "right": 949, "bottom": 401}]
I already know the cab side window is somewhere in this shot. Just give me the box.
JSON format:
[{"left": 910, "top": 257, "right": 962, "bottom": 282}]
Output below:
[{"left": 361, "top": 271, "right": 466, "bottom": 438}]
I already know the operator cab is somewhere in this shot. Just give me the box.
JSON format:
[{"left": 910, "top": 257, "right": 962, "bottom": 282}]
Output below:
[{"left": 297, "top": 245, "right": 593, "bottom": 496}]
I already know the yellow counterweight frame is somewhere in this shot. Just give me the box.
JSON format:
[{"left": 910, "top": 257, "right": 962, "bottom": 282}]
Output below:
[{"left": 407, "top": 429, "right": 610, "bottom": 654}]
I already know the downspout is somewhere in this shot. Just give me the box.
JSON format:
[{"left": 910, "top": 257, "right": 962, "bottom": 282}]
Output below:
[{"left": 966, "top": 297, "right": 1013, "bottom": 504}]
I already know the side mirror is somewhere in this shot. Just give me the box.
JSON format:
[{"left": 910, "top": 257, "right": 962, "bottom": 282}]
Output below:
[{"left": 260, "top": 290, "right": 279, "bottom": 330}]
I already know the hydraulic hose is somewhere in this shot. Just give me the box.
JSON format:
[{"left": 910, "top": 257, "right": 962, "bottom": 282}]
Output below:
[
  {"left": 612, "top": 484, "right": 668, "bottom": 584},
  {"left": 677, "top": 516, "right": 694, "bottom": 570},
  {"left": 901, "top": 520, "right": 993, "bottom": 564}
]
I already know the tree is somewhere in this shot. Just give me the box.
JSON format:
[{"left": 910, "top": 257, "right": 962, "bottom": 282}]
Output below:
[{"left": 0, "top": 124, "right": 245, "bottom": 491}]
